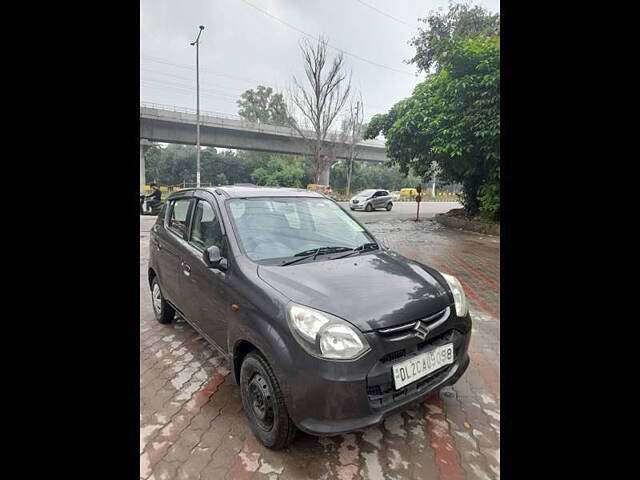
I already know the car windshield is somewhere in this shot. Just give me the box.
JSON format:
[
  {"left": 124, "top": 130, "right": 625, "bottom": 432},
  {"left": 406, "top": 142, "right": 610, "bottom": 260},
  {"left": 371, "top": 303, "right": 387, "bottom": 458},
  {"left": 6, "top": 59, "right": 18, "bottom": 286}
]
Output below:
[
  {"left": 227, "top": 197, "right": 376, "bottom": 263},
  {"left": 356, "top": 190, "right": 376, "bottom": 197}
]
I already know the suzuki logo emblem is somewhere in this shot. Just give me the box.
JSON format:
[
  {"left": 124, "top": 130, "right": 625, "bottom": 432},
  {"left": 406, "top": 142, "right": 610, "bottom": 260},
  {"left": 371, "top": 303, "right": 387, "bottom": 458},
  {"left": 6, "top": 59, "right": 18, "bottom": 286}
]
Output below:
[{"left": 414, "top": 321, "right": 429, "bottom": 340}]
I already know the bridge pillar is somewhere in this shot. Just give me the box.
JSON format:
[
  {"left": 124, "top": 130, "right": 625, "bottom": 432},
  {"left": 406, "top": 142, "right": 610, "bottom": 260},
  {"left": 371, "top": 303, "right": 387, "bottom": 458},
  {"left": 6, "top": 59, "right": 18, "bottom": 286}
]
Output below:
[{"left": 140, "top": 139, "right": 153, "bottom": 191}]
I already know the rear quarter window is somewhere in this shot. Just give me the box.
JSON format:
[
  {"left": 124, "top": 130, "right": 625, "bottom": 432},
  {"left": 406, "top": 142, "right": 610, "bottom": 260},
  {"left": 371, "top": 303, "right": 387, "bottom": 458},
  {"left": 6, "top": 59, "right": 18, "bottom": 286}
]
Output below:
[{"left": 156, "top": 203, "right": 168, "bottom": 224}]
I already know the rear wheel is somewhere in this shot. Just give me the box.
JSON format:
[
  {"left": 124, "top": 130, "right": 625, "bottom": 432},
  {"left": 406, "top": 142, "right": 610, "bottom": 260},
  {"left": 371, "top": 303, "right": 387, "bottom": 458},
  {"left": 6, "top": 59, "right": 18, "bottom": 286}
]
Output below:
[
  {"left": 151, "top": 278, "right": 175, "bottom": 324},
  {"left": 365, "top": 203, "right": 373, "bottom": 212},
  {"left": 240, "top": 352, "right": 297, "bottom": 449},
  {"left": 386, "top": 202, "right": 393, "bottom": 211}
]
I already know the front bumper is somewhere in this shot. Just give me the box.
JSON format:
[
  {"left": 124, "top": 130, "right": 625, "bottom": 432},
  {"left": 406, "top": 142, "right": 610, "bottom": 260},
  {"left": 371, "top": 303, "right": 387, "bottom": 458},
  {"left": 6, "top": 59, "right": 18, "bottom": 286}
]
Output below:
[
  {"left": 350, "top": 202, "right": 366, "bottom": 210},
  {"left": 284, "top": 308, "right": 472, "bottom": 436}
]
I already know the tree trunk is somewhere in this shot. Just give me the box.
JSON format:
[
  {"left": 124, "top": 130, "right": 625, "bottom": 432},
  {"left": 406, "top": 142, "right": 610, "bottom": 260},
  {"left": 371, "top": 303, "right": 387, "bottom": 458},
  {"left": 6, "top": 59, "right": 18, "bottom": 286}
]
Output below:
[
  {"left": 319, "top": 163, "right": 331, "bottom": 185},
  {"left": 462, "top": 176, "right": 482, "bottom": 216}
]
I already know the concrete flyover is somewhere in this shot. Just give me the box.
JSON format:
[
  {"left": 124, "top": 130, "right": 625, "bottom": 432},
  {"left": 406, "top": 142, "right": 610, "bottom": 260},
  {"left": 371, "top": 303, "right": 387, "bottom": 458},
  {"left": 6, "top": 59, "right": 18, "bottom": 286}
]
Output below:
[{"left": 140, "top": 103, "right": 389, "bottom": 188}]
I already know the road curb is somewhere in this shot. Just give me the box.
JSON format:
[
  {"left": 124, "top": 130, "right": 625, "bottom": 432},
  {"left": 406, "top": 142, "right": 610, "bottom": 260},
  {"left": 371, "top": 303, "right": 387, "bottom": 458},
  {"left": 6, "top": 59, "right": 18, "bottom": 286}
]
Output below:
[{"left": 434, "top": 213, "right": 500, "bottom": 236}]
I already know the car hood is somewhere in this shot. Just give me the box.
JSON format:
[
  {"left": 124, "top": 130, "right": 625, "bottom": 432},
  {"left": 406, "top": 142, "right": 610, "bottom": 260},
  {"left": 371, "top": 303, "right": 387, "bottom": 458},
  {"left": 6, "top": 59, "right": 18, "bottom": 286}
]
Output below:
[{"left": 257, "top": 250, "right": 451, "bottom": 332}]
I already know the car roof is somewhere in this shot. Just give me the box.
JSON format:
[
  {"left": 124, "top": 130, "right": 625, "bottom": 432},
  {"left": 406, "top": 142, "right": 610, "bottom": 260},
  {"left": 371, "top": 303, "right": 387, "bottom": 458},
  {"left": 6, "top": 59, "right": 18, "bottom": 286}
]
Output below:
[{"left": 170, "top": 185, "right": 326, "bottom": 199}]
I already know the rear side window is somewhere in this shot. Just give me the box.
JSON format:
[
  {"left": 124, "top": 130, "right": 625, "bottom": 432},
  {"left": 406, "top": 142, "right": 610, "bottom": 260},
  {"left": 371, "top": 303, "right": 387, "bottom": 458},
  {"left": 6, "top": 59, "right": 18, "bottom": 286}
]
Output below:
[
  {"left": 189, "top": 200, "right": 224, "bottom": 250},
  {"left": 167, "top": 198, "right": 191, "bottom": 237}
]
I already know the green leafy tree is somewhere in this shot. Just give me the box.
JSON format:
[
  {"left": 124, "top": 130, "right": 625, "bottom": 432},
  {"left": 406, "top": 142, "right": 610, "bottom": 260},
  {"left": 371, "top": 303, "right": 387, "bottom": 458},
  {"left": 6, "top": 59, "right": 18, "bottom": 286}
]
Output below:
[
  {"left": 331, "top": 162, "right": 423, "bottom": 194},
  {"left": 145, "top": 145, "right": 264, "bottom": 186},
  {"left": 214, "top": 173, "right": 229, "bottom": 185},
  {"left": 145, "top": 144, "right": 199, "bottom": 185},
  {"left": 251, "top": 155, "right": 305, "bottom": 187},
  {"left": 237, "top": 85, "right": 291, "bottom": 124},
  {"left": 408, "top": 1, "right": 500, "bottom": 73},
  {"left": 366, "top": 34, "right": 499, "bottom": 217},
  {"left": 363, "top": 99, "right": 411, "bottom": 140}
]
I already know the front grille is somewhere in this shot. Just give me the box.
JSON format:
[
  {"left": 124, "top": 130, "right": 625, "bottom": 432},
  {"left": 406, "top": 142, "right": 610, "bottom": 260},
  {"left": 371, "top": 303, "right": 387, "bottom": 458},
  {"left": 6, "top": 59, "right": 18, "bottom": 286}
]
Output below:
[
  {"left": 366, "top": 328, "right": 464, "bottom": 409},
  {"left": 377, "top": 307, "right": 450, "bottom": 340}
]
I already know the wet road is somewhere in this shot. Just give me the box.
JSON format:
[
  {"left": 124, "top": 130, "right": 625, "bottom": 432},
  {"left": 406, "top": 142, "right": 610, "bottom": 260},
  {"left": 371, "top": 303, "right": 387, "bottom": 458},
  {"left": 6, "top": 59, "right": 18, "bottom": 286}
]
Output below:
[
  {"left": 140, "top": 212, "right": 499, "bottom": 480},
  {"left": 337, "top": 201, "right": 461, "bottom": 223}
]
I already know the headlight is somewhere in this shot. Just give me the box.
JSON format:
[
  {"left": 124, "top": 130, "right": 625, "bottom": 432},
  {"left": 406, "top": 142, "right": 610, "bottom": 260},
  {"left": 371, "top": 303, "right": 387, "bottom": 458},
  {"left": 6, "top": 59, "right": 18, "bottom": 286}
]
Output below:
[
  {"left": 441, "top": 273, "right": 469, "bottom": 317},
  {"left": 287, "top": 303, "right": 370, "bottom": 360}
]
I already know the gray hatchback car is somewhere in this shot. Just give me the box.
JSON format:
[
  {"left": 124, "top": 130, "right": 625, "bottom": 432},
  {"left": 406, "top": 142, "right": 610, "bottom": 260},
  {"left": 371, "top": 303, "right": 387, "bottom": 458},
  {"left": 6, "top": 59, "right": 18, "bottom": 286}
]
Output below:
[
  {"left": 148, "top": 186, "right": 471, "bottom": 449},
  {"left": 350, "top": 189, "right": 393, "bottom": 211}
]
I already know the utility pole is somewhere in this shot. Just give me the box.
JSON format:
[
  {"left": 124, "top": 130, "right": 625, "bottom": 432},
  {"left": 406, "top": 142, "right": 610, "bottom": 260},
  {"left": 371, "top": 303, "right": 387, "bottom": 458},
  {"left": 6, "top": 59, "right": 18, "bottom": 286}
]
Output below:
[
  {"left": 346, "top": 99, "right": 361, "bottom": 198},
  {"left": 432, "top": 172, "right": 436, "bottom": 198},
  {"left": 190, "top": 25, "right": 205, "bottom": 187}
]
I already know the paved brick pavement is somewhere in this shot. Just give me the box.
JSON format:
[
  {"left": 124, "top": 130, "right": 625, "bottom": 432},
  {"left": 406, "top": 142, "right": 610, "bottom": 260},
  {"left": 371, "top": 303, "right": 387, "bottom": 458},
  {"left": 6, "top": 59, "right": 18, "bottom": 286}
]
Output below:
[{"left": 140, "top": 215, "right": 500, "bottom": 480}]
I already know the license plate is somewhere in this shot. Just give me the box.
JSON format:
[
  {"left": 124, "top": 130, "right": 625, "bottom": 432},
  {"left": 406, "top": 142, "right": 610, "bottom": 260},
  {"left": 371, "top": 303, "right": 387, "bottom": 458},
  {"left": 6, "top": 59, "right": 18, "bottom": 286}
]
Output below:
[{"left": 392, "top": 343, "right": 454, "bottom": 390}]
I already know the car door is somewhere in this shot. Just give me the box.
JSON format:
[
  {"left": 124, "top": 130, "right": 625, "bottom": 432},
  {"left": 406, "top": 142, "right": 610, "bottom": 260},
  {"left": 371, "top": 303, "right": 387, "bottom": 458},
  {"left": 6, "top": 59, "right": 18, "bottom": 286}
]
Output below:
[
  {"left": 379, "top": 190, "right": 391, "bottom": 207},
  {"left": 373, "top": 190, "right": 384, "bottom": 208},
  {"left": 180, "top": 193, "right": 231, "bottom": 351},
  {"left": 154, "top": 194, "right": 194, "bottom": 313}
]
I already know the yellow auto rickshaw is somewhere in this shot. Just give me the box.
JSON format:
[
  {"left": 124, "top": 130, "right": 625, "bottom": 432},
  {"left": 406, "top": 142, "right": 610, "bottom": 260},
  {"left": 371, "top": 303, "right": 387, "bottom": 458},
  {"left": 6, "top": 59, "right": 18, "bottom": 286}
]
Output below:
[{"left": 400, "top": 188, "right": 418, "bottom": 200}]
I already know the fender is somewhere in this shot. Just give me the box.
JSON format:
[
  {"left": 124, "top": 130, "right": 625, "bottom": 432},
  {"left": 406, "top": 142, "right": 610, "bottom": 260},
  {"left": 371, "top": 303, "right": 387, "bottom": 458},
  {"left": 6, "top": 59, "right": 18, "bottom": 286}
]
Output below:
[{"left": 227, "top": 294, "right": 297, "bottom": 408}]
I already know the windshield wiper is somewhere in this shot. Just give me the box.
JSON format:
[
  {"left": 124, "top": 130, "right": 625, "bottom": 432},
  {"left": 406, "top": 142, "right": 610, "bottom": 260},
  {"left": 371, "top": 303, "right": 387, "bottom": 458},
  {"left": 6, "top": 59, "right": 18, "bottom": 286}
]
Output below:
[
  {"left": 280, "top": 246, "right": 353, "bottom": 266},
  {"left": 328, "top": 242, "right": 379, "bottom": 260}
]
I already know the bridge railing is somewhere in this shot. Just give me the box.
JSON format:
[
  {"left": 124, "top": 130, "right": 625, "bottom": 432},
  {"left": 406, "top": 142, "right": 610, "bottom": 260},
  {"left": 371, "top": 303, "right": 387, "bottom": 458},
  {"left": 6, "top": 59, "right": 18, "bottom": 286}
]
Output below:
[{"left": 141, "top": 102, "right": 247, "bottom": 123}]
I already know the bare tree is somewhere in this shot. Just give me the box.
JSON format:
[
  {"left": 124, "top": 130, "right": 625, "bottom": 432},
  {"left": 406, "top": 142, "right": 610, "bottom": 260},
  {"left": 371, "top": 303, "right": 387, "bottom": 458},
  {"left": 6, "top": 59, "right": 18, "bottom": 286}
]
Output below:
[{"left": 288, "top": 37, "right": 352, "bottom": 184}]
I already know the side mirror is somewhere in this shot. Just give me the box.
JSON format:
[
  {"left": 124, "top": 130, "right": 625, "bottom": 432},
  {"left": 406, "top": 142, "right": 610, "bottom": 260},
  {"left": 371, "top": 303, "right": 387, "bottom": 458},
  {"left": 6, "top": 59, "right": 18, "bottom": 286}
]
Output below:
[{"left": 203, "top": 245, "right": 228, "bottom": 271}]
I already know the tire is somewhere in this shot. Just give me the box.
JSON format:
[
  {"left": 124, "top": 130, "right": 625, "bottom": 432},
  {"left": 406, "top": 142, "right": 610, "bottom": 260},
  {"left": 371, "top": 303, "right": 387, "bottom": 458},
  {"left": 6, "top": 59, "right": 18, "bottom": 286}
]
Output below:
[
  {"left": 386, "top": 202, "right": 393, "bottom": 211},
  {"left": 151, "top": 277, "right": 175, "bottom": 324},
  {"left": 365, "top": 203, "right": 373, "bottom": 212},
  {"left": 240, "top": 352, "right": 297, "bottom": 449}
]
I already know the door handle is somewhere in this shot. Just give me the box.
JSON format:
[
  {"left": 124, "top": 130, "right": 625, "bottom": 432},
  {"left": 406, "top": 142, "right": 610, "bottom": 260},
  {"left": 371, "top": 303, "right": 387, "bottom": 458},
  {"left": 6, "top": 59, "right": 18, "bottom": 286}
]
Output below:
[{"left": 182, "top": 263, "right": 191, "bottom": 276}]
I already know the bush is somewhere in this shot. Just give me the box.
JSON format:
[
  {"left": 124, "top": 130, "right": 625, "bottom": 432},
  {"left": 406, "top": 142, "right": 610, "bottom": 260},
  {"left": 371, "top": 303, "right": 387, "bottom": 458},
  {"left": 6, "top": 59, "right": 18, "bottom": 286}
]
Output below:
[{"left": 478, "top": 169, "right": 500, "bottom": 220}]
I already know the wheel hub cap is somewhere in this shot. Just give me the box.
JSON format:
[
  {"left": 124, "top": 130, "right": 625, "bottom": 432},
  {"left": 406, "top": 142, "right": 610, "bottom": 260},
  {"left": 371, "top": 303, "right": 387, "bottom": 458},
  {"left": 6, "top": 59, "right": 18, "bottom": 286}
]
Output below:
[{"left": 152, "top": 284, "right": 162, "bottom": 313}]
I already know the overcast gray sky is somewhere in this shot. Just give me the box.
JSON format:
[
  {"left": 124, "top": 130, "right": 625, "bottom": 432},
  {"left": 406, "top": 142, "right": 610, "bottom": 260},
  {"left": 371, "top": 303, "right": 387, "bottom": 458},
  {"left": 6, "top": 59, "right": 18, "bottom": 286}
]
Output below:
[{"left": 140, "top": 0, "right": 500, "bottom": 123}]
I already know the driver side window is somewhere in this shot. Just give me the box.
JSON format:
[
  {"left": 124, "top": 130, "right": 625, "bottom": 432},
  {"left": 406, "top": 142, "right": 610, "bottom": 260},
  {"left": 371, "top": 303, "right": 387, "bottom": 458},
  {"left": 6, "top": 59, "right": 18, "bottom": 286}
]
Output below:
[{"left": 189, "top": 200, "right": 223, "bottom": 251}]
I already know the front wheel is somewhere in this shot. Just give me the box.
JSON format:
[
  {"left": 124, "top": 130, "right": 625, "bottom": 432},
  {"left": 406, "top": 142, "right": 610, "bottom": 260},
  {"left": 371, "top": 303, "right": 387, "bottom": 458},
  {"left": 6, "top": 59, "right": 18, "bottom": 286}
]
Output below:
[
  {"left": 365, "top": 203, "right": 373, "bottom": 212},
  {"left": 240, "top": 352, "right": 297, "bottom": 449}
]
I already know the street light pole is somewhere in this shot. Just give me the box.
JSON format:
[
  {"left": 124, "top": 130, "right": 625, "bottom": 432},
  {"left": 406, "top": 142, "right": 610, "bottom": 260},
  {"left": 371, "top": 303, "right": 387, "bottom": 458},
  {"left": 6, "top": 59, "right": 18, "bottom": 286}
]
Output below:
[{"left": 191, "top": 25, "right": 205, "bottom": 187}]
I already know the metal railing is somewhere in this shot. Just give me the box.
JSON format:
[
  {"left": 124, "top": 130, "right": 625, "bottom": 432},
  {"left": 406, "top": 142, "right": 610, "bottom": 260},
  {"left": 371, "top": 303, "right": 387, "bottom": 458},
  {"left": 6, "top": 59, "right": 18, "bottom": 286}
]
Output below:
[{"left": 141, "top": 102, "right": 245, "bottom": 123}]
